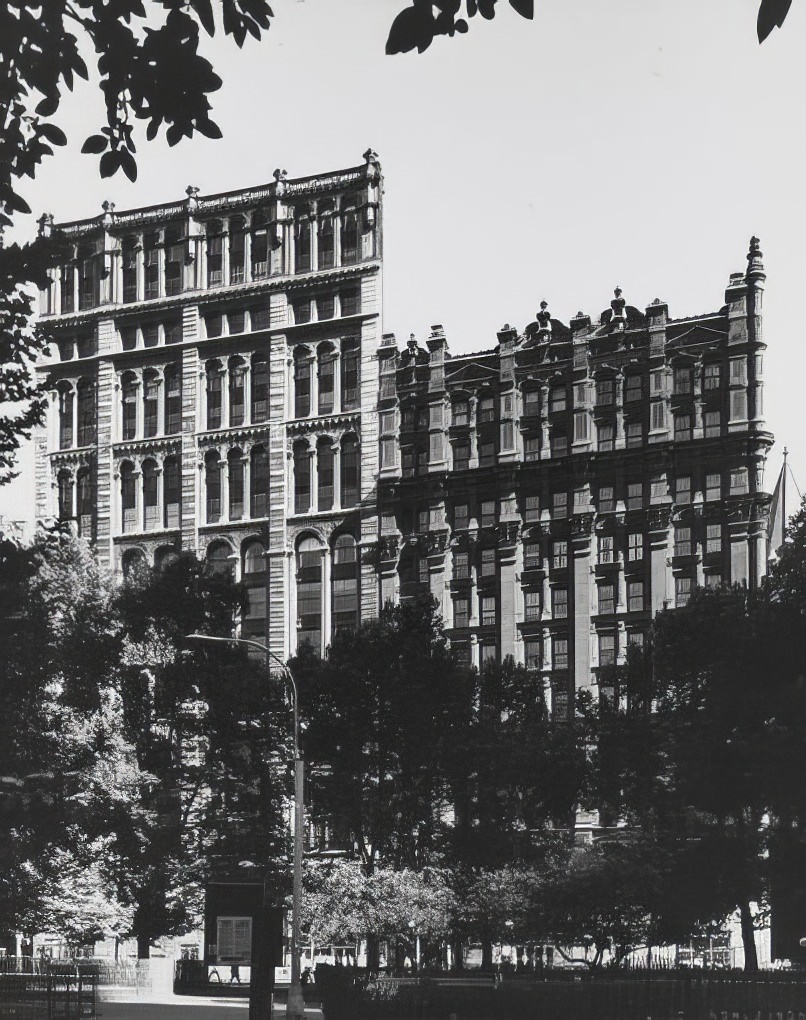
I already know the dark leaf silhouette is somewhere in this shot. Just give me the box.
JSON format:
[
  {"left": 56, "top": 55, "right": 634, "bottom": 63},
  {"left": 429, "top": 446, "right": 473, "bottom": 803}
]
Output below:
[
  {"left": 758, "top": 0, "right": 792, "bottom": 41},
  {"left": 509, "top": 0, "right": 534, "bottom": 17},
  {"left": 386, "top": 4, "right": 435, "bottom": 54}
]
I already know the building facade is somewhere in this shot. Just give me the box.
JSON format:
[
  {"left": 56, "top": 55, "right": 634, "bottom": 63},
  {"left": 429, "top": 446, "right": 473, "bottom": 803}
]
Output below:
[{"left": 35, "top": 155, "right": 775, "bottom": 714}]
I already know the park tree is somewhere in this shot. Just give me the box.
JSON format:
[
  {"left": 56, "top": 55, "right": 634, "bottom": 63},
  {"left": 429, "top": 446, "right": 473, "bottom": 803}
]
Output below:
[{"left": 295, "top": 596, "right": 473, "bottom": 878}]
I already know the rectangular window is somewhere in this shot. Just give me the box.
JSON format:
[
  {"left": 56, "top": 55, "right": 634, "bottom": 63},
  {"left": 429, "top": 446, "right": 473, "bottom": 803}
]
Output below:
[
  {"left": 730, "top": 468, "right": 749, "bottom": 494},
  {"left": 228, "top": 310, "right": 245, "bottom": 335},
  {"left": 217, "top": 917, "right": 252, "bottom": 965},
  {"left": 625, "top": 375, "right": 642, "bottom": 403},
  {"left": 706, "top": 523, "right": 722, "bottom": 554},
  {"left": 704, "top": 410, "right": 721, "bottom": 438},
  {"left": 596, "top": 378, "right": 614, "bottom": 405},
  {"left": 205, "top": 312, "right": 223, "bottom": 339},
  {"left": 676, "top": 576, "right": 692, "bottom": 607},
  {"left": 651, "top": 401, "right": 666, "bottom": 431},
  {"left": 455, "top": 504, "right": 470, "bottom": 531},
  {"left": 551, "top": 432, "right": 568, "bottom": 458},
  {"left": 552, "top": 637, "right": 568, "bottom": 671},
  {"left": 730, "top": 358, "right": 747, "bottom": 385},
  {"left": 478, "top": 397, "right": 495, "bottom": 423},
  {"left": 553, "top": 492, "right": 567, "bottom": 519},
  {"left": 430, "top": 432, "right": 443, "bottom": 462},
  {"left": 553, "top": 540, "right": 567, "bottom": 570},
  {"left": 626, "top": 421, "right": 643, "bottom": 447},
  {"left": 524, "top": 435, "right": 540, "bottom": 461},
  {"left": 598, "top": 633, "right": 616, "bottom": 666},
  {"left": 549, "top": 386, "right": 567, "bottom": 412},
  {"left": 250, "top": 305, "right": 270, "bottom": 331},
  {"left": 454, "top": 441, "right": 470, "bottom": 471},
  {"left": 454, "top": 598, "right": 470, "bottom": 628},
  {"left": 379, "top": 410, "right": 395, "bottom": 434},
  {"left": 142, "top": 322, "right": 159, "bottom": 348},
  {"left": 523, "top": 542, "right": 541, "bottom": 570},
  {"left": 380, "top": 437, "right": 396, "bottom": 469},
  {"left": 340, "top": 287, "right": 360, "bottom": 317},
  {"left": 704, "top": 363, "right": 721, "bottom": 390},
  {"left": 524, "top": 495, "right": 540, "bottom": 523},
  {"left": 674, "top": 413, "right": 692, "bottom": 442},
  {"left": 454, "top": 552, "right": 470, "bottom": 580},
  {"left": 599, "top": 486, "right": 615, "bottom": 513},
  {"left": 627, "top": 581, "right": 644, "bottom": 613},
  {"left": 523, "top": 388, "right": 540, "bottom": 415},
  {"left": 650, "top": 476, "right": 666, "bottom": 503},
  {"left": 379, "top": 375, "right": 395, "bottom": 400},
  {"left": 525, "top": 590, "right": 541, "bottom": 622},
  {"left": 316, "top": 294, "right": 335, "bottom": 321},
  {"left": 598, "top": 535, "right": 614, "bottom": 564},
  {"left": 730, "top": 389, "right": 748, "bottom": 421},
  {"left": 552, "top": 587, "right": 567, "bottom": 619},
  {"left": 598, "top": 584, "right": 615, "bottom": 615},
  {"left": 706, "top": 472, "right": 721, "bottom": 501},
  {"left": 675, "top": 526, "right": 692, "bottom": 557},
  {"left": 674, "top": 366, "right": 693, "bottom": 395},
  {"left": 481, "top": 596, "right": 497, "bottom": 627},
  {"left": 479, "top": 440, "right": 496, "bottom": 466},
  {"left": 628, "top": 532, "right": 643, "bottom": 561},
  {"left": 525, "top": 639, "right": 541, "bottom": 671},
  {"left": 207, "top": 234, "right": 223, "bottom": 287},
  {"left": 453, "top": 400, "right": 469, "bottom": 426},
  {"left": 481, "top": 501, "right": 496, "bottom": 528},
  {"left": 627, "top": 482, "right": 643, "bottom": 510},
  {"left": 597, "top": 422, "right": 614, "bottom": 451},
  {"left": 652, "top": 370, "right": 666, "bottom": 395},
  {"left": 574, "top": 412, "right": 590, "bottom": 442},
  {"left": 143, "top": 378, "right": 159, "bottom": 438},
  {"left": 705, "top": 573, "right": 722, "bottom": 589},
  {"left": 572, "top": 488, "right": 587, "bottom": 513},
  {"left": 676, "top": 476, "right": 691, "bottom": 505},
  {"left": 480, "top": 548, "right": 496, "bottom": 577}
]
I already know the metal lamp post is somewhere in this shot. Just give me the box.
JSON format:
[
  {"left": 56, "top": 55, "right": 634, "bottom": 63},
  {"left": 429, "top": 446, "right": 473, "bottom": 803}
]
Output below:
[{"left": 186, "top": 633, "right": 305, "bottom": 1020}]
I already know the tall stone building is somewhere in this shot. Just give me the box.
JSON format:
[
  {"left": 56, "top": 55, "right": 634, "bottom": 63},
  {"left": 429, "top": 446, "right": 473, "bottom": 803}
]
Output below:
[{"left": 35, "top": 154, "right": 775, "bottom": 713}]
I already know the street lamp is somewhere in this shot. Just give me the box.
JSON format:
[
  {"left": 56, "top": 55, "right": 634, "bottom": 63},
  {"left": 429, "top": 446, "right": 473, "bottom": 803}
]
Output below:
[{"left": 186, "top": 633, "right": 305, "bottom": 1020}]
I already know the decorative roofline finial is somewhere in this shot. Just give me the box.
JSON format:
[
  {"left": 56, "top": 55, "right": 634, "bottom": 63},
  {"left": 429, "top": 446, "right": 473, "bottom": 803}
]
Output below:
[
  {"left": 273, "top": 168, "right": 288, "bottom": 197},
  {"left": 37, "top": 213, "right": 54, "bottom": 238},
  {"left": 746, "top": 235, "right": 765, "bottom": 282},
  {"left": 611, "top": 286, "right": 626, "bottom": 328},
  {"left": 185, "top": 186, "right": 200, "bottom": 212},
  {"left": 101, "top": 200, "right": 115, "bottom": 229},
  {"left": 536, "top": 300, "right": 552, "bottom": 338}
]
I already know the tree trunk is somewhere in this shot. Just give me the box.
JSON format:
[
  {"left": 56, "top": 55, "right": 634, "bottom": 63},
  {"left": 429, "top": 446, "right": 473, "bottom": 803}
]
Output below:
[
  {"left": 481, "top": 938, "right": 493, "bottom": 971},
  {"left": 739, "top": 898, "right": 758, "bottom": 972},
  {"left": 450, "top": 938, "right": 464, "bottom": 971},
  {"left": 136, "top": 934, "right": 150, "bottom": 960},
  {"left": 365, "top": 933, "right": 380, "bottom": 973}
]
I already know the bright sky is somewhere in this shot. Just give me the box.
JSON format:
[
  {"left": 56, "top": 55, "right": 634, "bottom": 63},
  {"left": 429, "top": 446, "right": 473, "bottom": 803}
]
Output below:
[{"left": 2, "top": 0, "right": 805, "bottom": 529}]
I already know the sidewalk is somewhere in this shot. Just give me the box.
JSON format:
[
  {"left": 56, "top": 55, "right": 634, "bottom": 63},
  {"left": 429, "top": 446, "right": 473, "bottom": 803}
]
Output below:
[{"left": 96, "top": 993, "right": 323, "bottom": 1020}]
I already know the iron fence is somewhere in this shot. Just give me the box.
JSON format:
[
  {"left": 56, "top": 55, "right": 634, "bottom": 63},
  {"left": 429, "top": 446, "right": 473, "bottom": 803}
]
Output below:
[{"left": 0, "top": 966, "right": 97, "bottom": 1019}]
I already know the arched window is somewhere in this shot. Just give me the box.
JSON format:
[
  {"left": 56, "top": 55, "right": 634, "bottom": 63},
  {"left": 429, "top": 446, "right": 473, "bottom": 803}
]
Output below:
[
  {"left": 228, "top": 448, "right": 244, "bottom": 520},
  {"left": 251, "top": 353, "right": 269, "bottom": 423},
  {"left": 206, "top": 362, "right": 223, "bottom": 430},
  {"left": 242, "top": 539, "right": 267, "bottom": 639},
  {"left": 57, "top": 469, "right": 73, "bottom": 521},
  {"left": 164, "top": 363, "right": 181, "bottom": 435},
  {"left": 294, "top": 348, "right": 311, "bottom": 418},
  {"left": 250, "top": 445, "right": 269, "bottom": 518},
  {"left": 332, "top": 534, "right": 359, "bottom": 635},
  {"left": 77, "top": 467, "right": 93, "bottom": 537},
  {"left": 229, "top": 357, "right": 246, "bottom": 427},
  {"left": 122, "top": 548, "right": 147, "bottom": 578},
  {"left": 142, "top": 459, "right": 159, "bottom": 530},
  {"left": 77, "top": 378, "right": 95, "bottom": 447},
  {"left": 120, "top": 461, "right": 136, "bottom": 532},
  {"left": 143, "top": 370, "right": 160, "bottom": 438},
  {"left": 341, "top": 435, "right": 359, "bottom": 508},
  {"left": 58, "top": 385, "right": 74, "bottom": 450},
  {"left": 318, "top": 344, "right": 336, "bottom": 415},
  {"left": 205, "top": 451, "right": 221, "bottom": 523},
  {"left": 317, "top": 438, "right": 334, "bottom": 511},
  {"left": 341, "top": 340, "right": 360, "bottom": 411},
  {"left": 297, "top": 537, "right": 322, "bottom": 653},
  {"left": 294, "top": 441, "right": 311, "bottom": 515},
  {"left": 295, "top": 214, "right": 311, "bottom": 273},
  {"left": 163, "top": 456, "right": 180, "bottom": 528},
  {"left": 206, "top": 540, "right": 232, "bottom": 576},
  {"left": 121, "top": 373, "right": 138, "bottom": 440}
]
